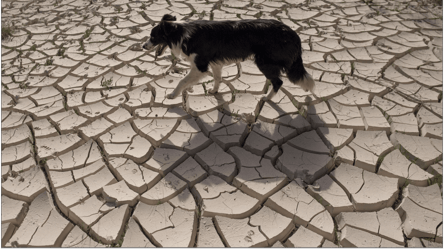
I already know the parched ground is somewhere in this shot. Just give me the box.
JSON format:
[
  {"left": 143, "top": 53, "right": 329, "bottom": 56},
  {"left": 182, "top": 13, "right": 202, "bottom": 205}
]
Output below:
[{"left": 1, "top": 0, "right": 443, "bottom": 247}]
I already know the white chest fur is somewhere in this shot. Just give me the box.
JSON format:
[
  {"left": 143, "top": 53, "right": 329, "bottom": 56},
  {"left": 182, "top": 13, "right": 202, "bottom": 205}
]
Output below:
[{"left": 171, "top": 43, "right": 190, "bottom": 62}]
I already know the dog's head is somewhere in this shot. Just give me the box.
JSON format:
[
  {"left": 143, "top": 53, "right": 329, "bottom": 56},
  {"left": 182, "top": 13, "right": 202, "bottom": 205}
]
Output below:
[{"left": 142, "top": 14, "right": 177, "bottom": 58}]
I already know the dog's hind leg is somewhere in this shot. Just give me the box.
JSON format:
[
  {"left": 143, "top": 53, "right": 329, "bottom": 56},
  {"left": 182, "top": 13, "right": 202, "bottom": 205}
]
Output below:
[
  {"left": 236, "top": 62, "right": 242, "bottom": 78},
  {"left": 208, "top": 63, "right": 223, "bottom": 94},
  {"left": 264, "top": 78, "right": 283, "bottom": 101},
  {"left": 255, "top": 61, "right": 283, "bottom": 102}
]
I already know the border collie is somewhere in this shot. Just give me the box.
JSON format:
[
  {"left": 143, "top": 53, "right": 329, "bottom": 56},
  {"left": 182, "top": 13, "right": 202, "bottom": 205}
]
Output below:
[{"left": 142, "top": 14, "right": 315, "bottom": 101}]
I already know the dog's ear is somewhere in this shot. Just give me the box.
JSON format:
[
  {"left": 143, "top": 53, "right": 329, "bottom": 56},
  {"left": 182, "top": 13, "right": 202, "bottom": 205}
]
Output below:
[
  {"left": 160, "top": 21, "right": 176, "bottom": 35},
  {"left": 161, "top": 14, "right": 177, "bottom": 22},
  {"left": 160, "top": 14, "right": 177, "bottom": 35}
]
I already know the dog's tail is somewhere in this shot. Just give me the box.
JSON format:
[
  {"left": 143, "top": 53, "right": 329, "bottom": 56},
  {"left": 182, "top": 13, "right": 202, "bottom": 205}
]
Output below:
[{"left": 284, "top": 56, "right": 315, "bottom": 92}]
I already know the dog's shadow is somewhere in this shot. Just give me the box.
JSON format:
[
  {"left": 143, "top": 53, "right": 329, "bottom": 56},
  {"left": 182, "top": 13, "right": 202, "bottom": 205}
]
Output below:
[{"left": 167, "top": 92, "right": 338, "bottom": 215}]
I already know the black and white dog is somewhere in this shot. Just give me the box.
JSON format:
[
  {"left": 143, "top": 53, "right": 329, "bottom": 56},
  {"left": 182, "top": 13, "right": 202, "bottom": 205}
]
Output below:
[{"left": 142, "top": 14, "right": 315, "bottom": 101}]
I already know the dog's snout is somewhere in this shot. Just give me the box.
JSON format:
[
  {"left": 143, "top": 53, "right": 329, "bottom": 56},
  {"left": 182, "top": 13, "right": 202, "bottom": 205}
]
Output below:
[{"left": 142, "top": 40, "right": 154, "bottom": 51}]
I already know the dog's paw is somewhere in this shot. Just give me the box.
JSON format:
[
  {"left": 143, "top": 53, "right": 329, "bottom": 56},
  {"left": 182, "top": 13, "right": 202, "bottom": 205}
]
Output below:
[
  {"left": 208, "top": 88, "right": 218, "bottom": 94},
  {"left": 186, "top": 86, "right": 194, "bottom": 93},
  {"left": 166, "top": 93, "right": 176, "bottom": 99},
  {"left": 260, "top": 96, "right": 268, "bottom": 102}
]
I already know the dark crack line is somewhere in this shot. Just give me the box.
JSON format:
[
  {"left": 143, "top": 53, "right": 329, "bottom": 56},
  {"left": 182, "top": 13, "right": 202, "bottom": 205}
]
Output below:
[
  {"left": 39, "top": 209, "right": 53, "bottom": 228},
  {"left": 82, "top": 140, "right": 95, "bottom": 168},
  {"left": 434, "top": 222, "right": 443, "bottom": 242},
  {"left": 81, "top": 179, "right": 92, "bottom": 197},
  {"left": 353, "top": 169, "right": 366, "bottom": 196},
  {"left": 375, "top": 210, "right": 381, "bottom": 234}
]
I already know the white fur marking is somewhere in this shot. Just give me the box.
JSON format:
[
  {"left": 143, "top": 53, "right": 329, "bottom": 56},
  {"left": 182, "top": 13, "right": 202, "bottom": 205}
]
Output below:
[
  {"left": 170, "top": 20, "right": 186, "bottom": 24},
  {"left": 171, "top": 42, "right": 184, "bottom": 60}
]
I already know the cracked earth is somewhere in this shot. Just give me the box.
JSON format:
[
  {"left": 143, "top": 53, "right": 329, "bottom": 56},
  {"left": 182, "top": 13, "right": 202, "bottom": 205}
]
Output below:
[{"left": 1, "top": 0, "right": 443, "bottom": 247}]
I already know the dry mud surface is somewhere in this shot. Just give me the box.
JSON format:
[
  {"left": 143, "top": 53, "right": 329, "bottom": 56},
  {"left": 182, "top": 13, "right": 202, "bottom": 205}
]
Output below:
[{"left": 1, "top": 0, "right": 443, "bottom": 247}]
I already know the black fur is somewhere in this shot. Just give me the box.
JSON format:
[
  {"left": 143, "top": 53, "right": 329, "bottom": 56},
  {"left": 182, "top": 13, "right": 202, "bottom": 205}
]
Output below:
[{"left": 144, "top": 14, "right": 314, "bottom": 96}]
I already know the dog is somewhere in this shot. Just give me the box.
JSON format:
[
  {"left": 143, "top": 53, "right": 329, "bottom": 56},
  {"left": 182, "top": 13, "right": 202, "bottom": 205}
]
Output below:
[{"left": 142, "top": 14, "right": 315, "bottom": 101}]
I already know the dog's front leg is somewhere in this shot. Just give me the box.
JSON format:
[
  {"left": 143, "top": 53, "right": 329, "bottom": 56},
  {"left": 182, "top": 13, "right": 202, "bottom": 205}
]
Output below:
[
  {"left": 208, "top": 64, "right": 223, "bottom": 94},
  {"left": 166, "top": 67, "right": 205, "bottom": 99}
]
